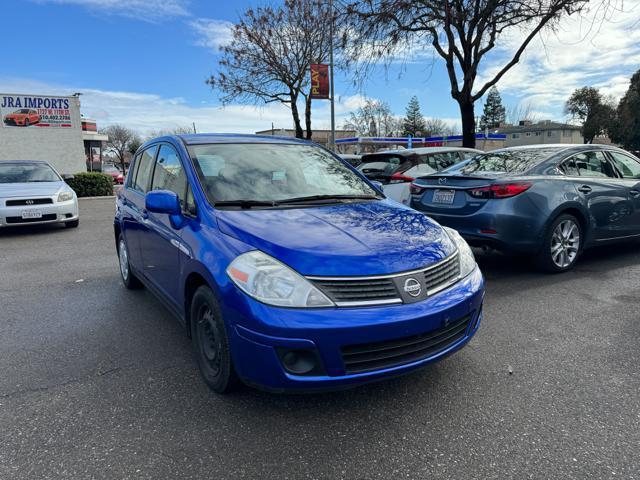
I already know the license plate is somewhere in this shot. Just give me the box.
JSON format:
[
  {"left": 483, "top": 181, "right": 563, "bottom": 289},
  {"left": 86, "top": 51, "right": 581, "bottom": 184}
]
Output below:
[
  {"left": 21, "top": 210, "right": 43, "bottom": 219},
  {"left": 432, "top": 189, "right": 455, "bottom": 204}
]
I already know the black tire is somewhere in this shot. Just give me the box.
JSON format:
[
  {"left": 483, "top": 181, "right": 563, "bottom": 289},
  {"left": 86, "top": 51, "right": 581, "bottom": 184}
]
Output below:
[
  {"left": 117, "top": 233, "right": 143, "bottom": 289},
  {"left": 190, "top": 286, "right": 240, "bottom": 394},
  {"left": 65, "top": 219, "right": 79, "bottom": 228},
  {"left": 23, "top": 119, "right": 29, "bottom": 127},
  {"left": 536, "top": 214, "right": 582, "bottom": 273}
]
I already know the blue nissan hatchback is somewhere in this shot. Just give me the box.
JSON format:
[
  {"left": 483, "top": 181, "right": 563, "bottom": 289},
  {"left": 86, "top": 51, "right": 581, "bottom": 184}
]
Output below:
[{"left": 114, "top": 134, "right": 484, "bottom": 393}]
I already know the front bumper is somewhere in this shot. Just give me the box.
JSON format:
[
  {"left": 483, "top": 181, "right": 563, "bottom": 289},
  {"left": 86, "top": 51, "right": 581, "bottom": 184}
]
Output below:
[
  {"left": 225, "top": 267, "right": 484, "bottom": 392},
  {"left": 0, "top": 198, "right": 79, "bottom": 227}
]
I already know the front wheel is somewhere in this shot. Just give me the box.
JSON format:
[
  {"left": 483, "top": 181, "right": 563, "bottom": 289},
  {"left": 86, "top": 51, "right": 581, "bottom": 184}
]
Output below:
[
  {"left": 191, "top": 286, "right": 239, "bottom": 394},
  {"left": 536, "top": 214, "right": 582, "bottom": 273}
]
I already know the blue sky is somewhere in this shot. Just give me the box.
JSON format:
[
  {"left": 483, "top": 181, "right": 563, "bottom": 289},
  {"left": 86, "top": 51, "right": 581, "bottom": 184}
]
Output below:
[{"left": 1, "top": 0, "right": 639, "bottom": 134}]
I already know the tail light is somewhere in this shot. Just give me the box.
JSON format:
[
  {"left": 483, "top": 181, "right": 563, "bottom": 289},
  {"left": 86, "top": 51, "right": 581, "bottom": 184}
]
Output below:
[
  {"left": 468, "top": 182, "right": 532, "bottom": 199},
  {"left": 410, "top": 182, "right": 428, "bottom": 195},
  {"left": 389, "top": 172, "right": 415, "bottom": 183}
]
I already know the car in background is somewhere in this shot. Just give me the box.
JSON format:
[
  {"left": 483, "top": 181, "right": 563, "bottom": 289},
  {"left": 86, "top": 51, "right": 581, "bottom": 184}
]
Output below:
[
  {"left": 357, "top": 147, "right": 483, "bottom": 204},
  {"left": 410, "top": 144, "right": 640, "bottom": 272},
  {"left": 102, "top": 164, "right": 124, "bottom": 184},
  {"left": 338, "top": 154, "right": 362, "bottom": 168},
  {"left": 3, "top": 109, "right": 40, "bottom": 127},
  {"left": 114, "top": 134, "right": 484, "bottom": 393},
  {"left": 0, "top": 160, "right": 79, "bottom": 228}
]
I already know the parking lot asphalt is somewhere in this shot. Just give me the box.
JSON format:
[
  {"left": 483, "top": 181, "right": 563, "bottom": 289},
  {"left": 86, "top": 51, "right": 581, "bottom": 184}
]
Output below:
[{"left": 1, "top": 197, "right": 639, "bottom": 480}]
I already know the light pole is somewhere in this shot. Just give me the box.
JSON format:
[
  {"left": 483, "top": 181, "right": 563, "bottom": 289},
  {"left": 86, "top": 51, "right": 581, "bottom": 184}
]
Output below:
[{"left": 328, "top": 0, "right": 336, "bottom": 152}]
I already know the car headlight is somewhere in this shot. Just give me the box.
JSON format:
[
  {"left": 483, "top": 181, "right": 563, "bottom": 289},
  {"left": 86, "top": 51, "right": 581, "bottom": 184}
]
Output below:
[
  {"left": 443, "top": 226, "right": 477, "bottom": 278},
  {"left": 57, "top": 191, "right": 74, "bottom": 202},
  {"left": 226, "top": 251, "right": 334, "bottom": 308}
]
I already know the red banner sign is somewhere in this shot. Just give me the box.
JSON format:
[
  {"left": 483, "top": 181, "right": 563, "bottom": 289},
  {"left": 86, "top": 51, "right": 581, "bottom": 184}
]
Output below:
[{"left": 310, "top": 64, "right": 330, "bottom": 99}]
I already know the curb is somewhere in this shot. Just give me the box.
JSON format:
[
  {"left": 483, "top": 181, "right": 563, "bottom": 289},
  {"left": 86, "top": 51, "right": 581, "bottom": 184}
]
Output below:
[{"left": 79, "top": 196, "right": 116, "bottom": 200}]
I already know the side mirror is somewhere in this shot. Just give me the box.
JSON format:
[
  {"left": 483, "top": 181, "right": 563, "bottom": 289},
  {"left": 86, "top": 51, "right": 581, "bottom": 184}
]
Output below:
[
  {"left": 371, "top": 180, "right": 384, "bottom": 193},
  {"left": 146, "top": 190, "right": 181, "bottom": 215},
  {"left": 62, "top": 173, "right": 74, "bottom": 181}
]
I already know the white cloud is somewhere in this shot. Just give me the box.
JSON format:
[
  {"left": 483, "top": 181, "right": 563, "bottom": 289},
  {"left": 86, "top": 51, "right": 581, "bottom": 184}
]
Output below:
[
  {"left": 0, "top": 77, "right": 366, "bottom": 135},
  {"left": 33, "top": 0, "right": 190, "bottom": 21},
  {"left": 476, "top": 0, "right": 640, "bottom": 115},
  {"left": 190, "top": 18, "right": 234, "bottom": 52}
]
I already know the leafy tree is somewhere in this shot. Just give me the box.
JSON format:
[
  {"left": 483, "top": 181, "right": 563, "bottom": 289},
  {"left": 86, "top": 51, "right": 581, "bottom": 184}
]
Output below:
[
  {"left": 341, "top": 0, "right": 595, "bottom": 148},
  {"left": 479, "top": 87, "right": 506, "bottom": 130},
  {"left": 208, "top": 0, "right": 335, "bottom": 139},
  {"left": 565, "top": 87, "right": 615, "bottom": 144},
  {"left": 610, "top": 70, "right": 640, "bottom": 151},
  {"left": 101, "top": 124, "right": 141, "bottom": 173},
  {"left": 343, "top": 98, "right": 400, "bottom": 136},
  {"left": 402, "top": 96, "right": 427, "bottom": 136}
]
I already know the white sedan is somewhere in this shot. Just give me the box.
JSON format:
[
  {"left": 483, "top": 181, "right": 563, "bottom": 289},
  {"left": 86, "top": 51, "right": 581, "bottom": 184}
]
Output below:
[{"left": 0, "top": 160, "right": 79, "bottom": 228}]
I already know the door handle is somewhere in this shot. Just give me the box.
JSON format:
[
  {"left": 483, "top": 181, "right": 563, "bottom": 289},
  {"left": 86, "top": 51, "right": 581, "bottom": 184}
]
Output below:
[
  {"left": 630, "top": 190, "right": 640, "bottom": 198},
  {"left": 578, "top": 185, "right": 592, "bottom": 194}
]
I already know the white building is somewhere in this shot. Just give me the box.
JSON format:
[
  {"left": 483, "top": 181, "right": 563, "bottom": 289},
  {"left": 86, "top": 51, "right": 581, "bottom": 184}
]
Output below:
[{"left": 0, "top": 93, "right": 89, "bottom": 174}]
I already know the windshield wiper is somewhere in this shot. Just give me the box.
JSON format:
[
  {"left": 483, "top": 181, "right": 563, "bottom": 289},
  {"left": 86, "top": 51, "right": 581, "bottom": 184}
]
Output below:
[
  {"left": 277, "top": 194, "right": 380, "bottom": 205},
  {"left": 214, "top": 199, "right": 280, "bottom": 209}
]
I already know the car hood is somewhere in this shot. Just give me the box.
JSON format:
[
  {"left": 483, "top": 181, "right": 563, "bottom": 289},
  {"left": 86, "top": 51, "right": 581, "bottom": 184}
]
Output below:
[
  {"left": 215, "top": 200, "right": 455, "bottom": 276},
  {"left": 0, "top": 181, "right": 66, "bottom": 198}
]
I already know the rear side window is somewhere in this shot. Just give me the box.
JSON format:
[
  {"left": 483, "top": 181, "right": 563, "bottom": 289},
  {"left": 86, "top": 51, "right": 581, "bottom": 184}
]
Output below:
[
  {"left": 571, "top": 151, "right": 615, "bottom": 178},
  {"left": 132, "top": 145, "right": 158, "bottom": 193},
  {"left": 358, "top": 155, "right": 408, "bottom": 175},
  {"left": 151, "top": 144, "right": 188, "bottom": 206},
  {"left": 609, "top": 151, "right": 640, "bottom": 179},
  {"left": 420, "top": 152, "right": 459, "bottom": 170},
  {"left": 126, "top": 153, "right": 141, "bottom": 188}
]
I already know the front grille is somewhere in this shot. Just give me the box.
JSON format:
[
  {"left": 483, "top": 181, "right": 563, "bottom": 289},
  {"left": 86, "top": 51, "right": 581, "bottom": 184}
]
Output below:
[
  {"left": 6, "top": 214, "right": 57, "bottom": 224},
  {"left": 311, "top": 278, "right": 400, "bottom": 306},
  {"left": 341, "top": 314, "right": 472, "bottom": 374},
  {"left": 6, "top": 198, "right": 53, "bottom": 206},
  {"left": 309, "top": 252, "right": 460, "bottom": 307}
]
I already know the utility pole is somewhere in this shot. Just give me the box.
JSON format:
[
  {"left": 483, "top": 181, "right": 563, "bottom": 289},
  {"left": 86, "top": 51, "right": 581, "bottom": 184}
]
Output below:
[
  {"left": 192, "top": 122, "right": 197, "bottom": 134},
  {"left": 328, "top": 0, "right": 336, "bottom": 152}
]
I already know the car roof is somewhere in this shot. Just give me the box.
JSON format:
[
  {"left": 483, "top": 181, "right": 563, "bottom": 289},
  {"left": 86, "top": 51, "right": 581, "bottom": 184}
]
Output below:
[
  {"left": 0, "top": 160, "right": 50, "bottom": 164},
  {"left": 364, "top": 146, "right": 483, "bottom": 158},
  {"left": 175, "top": 133, "right": 312, "bottom": 146}
]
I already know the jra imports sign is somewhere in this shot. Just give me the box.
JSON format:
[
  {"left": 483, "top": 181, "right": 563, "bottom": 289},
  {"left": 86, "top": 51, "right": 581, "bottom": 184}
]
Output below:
[{"left": 1, "top": 95, "right": 73, "bottom": 128}]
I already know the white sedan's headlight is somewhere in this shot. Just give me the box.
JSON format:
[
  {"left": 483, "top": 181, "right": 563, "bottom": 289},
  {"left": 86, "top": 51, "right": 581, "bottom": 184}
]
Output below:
[
  {"left": 226, "top": 251, "right": 334, "bottom": 308},
  {"left": 57, "top": 191, "right": 74, "bottom": 202},
  {"left": 443, "top": 226, "right": 477, "bottom": 278}
]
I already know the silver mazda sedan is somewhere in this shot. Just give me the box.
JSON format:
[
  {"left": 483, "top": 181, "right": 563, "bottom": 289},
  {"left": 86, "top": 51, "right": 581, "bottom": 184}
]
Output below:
[{"left": 0, "top": 160, "right": 79, "bottom": 228}]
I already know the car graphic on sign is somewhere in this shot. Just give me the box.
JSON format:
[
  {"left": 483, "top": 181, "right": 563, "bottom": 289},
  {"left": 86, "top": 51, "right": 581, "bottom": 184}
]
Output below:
[{"left": 3, "top": 109, "right": 40, "bottom": 127}]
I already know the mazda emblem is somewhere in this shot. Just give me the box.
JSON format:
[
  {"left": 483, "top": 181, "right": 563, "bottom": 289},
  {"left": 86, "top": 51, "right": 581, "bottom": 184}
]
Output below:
[
  {"left": 438, "top": 177, "right": 447, "bottom": 184},
  {"left": 403, "top": 278, "right": 422, "bottom": 297},
  {"left": 26, "top": 200, "right": 34, "bottom": 205}
]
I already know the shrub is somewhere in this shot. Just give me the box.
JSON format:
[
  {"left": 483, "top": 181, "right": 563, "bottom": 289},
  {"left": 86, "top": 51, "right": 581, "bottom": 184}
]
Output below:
[{"left": 66, "top": 172, "right": 114, "bottom": 197}]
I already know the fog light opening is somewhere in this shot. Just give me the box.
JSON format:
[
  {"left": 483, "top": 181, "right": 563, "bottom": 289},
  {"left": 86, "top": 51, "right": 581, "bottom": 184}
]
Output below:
[{"left": 278, "top": 349, "right": 320, "bottom": 375}]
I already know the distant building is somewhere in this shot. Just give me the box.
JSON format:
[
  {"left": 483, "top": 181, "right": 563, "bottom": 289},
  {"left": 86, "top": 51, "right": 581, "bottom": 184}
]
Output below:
[
  {"left": 81, "top": 118, "right": 109, "bottom": 172},
  {"left": 334, "top": 134, "right": 506, "bottom": 153},
  {"left": 494, "top": 120, "right": 583, "bottom": 147},
  {"left": 255, "top": 128, "right": 356, "bottom": 150}
]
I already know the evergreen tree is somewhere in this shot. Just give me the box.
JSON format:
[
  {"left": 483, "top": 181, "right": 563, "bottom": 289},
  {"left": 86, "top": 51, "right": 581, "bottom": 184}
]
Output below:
[
  {"left": 479, "top": 87, "right": 506, "bottom": 130},
  {"left": 402, "top": 96, "right": 427, "bottom": 137},
  {"left": 610, "top": 70, "right": 640, "bottom": 151}
]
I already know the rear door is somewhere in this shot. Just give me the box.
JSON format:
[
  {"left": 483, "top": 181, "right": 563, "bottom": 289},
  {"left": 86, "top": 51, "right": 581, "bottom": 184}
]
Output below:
[
  {"left": 607, "top": 150, "right": 640, "bottom": 236},
  {"left": 140, "top": 143, "right": 190, "bottom": 302},
  {"left": 121, "top": 145, "right": 158, "bottom": 270},
  {"left": 565, "top": 150, "right": 632, "bottom": 239}
]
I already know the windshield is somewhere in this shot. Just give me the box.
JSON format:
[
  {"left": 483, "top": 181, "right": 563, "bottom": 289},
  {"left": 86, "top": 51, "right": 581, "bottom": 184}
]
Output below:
[
  {"left": 0, "top": 163, "right": 60, "bottom": 183},
  {"left": 459, "top": 148, "right": 561, "bottom": 174},
  {"left": 187, "top": 143, "right": 378, "bottom": 203}
]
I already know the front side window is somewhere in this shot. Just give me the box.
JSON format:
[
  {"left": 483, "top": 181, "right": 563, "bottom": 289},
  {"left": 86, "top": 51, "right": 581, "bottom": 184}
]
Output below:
[
  {"left": 0, "top": 163, "right": 60, "bottom": 183},
  {"left": 571, "top": 151, "right": 615, "bottom": 178},
  {"left": 558, "top": 158, "right": 579, "bottom": 176},
  {"left": 609, "top": 151, "right": 640, "bottom": 179},
  {"left": 150, "top": 145, "right": 188, "bottom": 206},
  {"left": 188, "top": 143, "right": 378, "bottom": 204},
  {"left": 132, "top": 145, "right": 158, "bottom": 193},
  {"left": 460, "top": 148, "right": 562, "bottom": 174}
]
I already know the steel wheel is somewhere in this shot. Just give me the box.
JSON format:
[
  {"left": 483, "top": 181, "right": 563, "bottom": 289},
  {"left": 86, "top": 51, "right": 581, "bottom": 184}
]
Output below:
[
  {"left": 197, "top": 305, "right": 222, "bottom": 377},
  {"left": 550, "top": 219, "right": 580, "bottom": 269}
]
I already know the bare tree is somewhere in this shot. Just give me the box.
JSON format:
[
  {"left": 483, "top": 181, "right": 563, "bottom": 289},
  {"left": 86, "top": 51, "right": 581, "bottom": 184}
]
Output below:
[
  {"left": 146, "top": 125, "right": 195, "bottom": 139},
  {"left": 343, "top": 98, "right": 401, "bottom": 136},
  {"left": 505, "top": 100, "right": 539, "bottom": 126},
  {"left": 208, "top": 0, "right": 335, "bottom": 139},
  {"left": 340, "top": 0, "right": 601, "bottom": 147},
  {"left": 101, "top": 124, "right": 141, "bottom": 173},
  {"left": 424, "top": 118, "right": 457, "bottom": 136}
]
